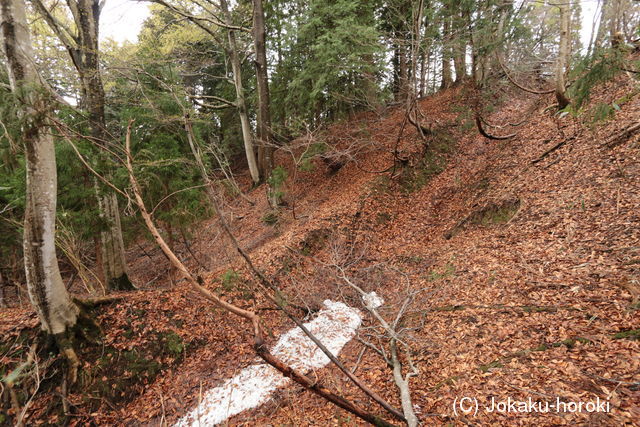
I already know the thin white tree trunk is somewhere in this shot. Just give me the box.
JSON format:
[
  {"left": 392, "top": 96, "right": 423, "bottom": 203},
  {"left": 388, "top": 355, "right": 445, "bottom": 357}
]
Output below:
[
  {"left": 555, "top": 1, "right": 571, "bottom": 109},
  {"left": 32, "top": 0, "right": 133, "bottom": 292},
  {"left": 220, "top": 0, "right": 260, "bottom": 184},
  {"left": 0, "top": 0, "right": 78, "bottom": 335}
]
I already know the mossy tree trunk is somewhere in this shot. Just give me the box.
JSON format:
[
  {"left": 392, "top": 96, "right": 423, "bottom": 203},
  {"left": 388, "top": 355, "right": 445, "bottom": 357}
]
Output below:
[
  {"left": 1, "top": 0, "right": 80, "bottom": 345},
  {"left": 253, "top": 0, "right": 274, "bottom": 182},
  {"left": 32, "top": 0, "right": 134, "bottom": 292}
]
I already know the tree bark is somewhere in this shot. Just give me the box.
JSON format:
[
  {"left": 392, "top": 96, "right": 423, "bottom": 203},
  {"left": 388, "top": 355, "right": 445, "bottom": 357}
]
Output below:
[
  {"left": 555, "top": 1, "right": 571, "bottom": 109},
  {"left": 33, "top": 0, "right": 133, "bottom": 292},
  {"left": 453, "top": 47, "right": 466, "bottom": 84},
  {"left": 408, "top": 0, "right": 424, "bottom": 101},
  {"left": 609, "top": 0, "right": 622, "bottom": 44},
  {"left": 441, "top": 13, "right": 453, "bottom": 89},
  {"left": 452, "top": 8, "right": 466, "bottom": 84},
  {"left": 594, "top": 0, "right": 610, "bottom": 50},
  {"left": 220, "top": 0, "right": 260, "bottom": 184},
  {"left": 252, "top": 0, "right": 273, "bottom": 182},
  {"left": 0, "top": 269, "right": 6, "bottom": 308},
  {"left": 418, "top": 47, "right": 428, "bottom": 97},
  {"left": 1, "top": 0, "right": 79, "bottom": 335},
  {"left": 78, "top": 0, "right": 133, "bottom": 291}
]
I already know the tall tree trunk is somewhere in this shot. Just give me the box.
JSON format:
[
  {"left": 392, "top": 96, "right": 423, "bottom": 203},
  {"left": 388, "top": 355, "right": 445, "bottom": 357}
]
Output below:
[
  {"left": 555, "top": 1, "right": 571, "bottom": 109},
  {"left": 362, "top": 53, "right": 380, "bottom": 110},
  {"left": 441, "top": 14, "right": 453, "bottom": 89},
  {"left": 594, "top": 0, "right": 610, "bottom": 50},
  {"left": 33, "top": 0, "right": 133, "bottom": 291},
  {"left": 78, "top": 0, "right": 133, "bottom": 292},
  {"left": 398, "top": 43, "right": 409, "bottom": 101},
  {"left": 252, "top": 0, "right": 273, "bottom": 182},
  {"left": 392, "top": 44, "right": 400, "bottom": 97},
  {"left": 1, "top": 0, "right": 79, "bottom": 336},
  {"left": 221, "top": 0, "right": 260, "bottom": 184},
  {"left": 418, "top": 47, "right": 428, "bottom": 98},
  {"left": 494, "top": 0, "right": 513, "bottom": 77},
  {"left": 0, "top": 270, "right": 6, "bottom": 308},
  {"left": 609, "top": 0, "right": 622, "bottom": 43},
  {"left": 419, "top": 7, "right": 430, "bottom": 99},
  {"left": 408, "top": 0, "right": 424, "bottom": 101},
  {"left": 452, "top": 46, "right": 466, "bottom": 84},
  {"left": 97, "top": 191, "right": 131, "bottom": 289},
  {"left": 452, "top": 7, "right": 466, "bottom": 84}
]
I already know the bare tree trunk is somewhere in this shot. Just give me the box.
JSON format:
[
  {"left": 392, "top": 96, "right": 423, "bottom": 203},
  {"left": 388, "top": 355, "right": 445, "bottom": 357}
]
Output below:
[
  {"left": 0, "top": 270, "right": 6, "bottom": 308},
  {"left": 33, "top": 0, "right": 133, "bottom": 292},
  {"left": 408, "top": 0, "right": 424, "bottom": 102},
  {"left": 453, "top": 47, "right": 466, "bottom": 84},
  {"left": 441, "top": 13, "right": 453, "bottom": 89},
  {"left": 453, "top": 8, "right": 466, "bottom": 85},
  {"left": 609, "top": 0, "right": 622, "bottom": 43},
  {"left": 494, "top": 0, "right": 514, "bottom": 78},
  {"left": 1, "top": 0, "right": 79, "bottom": 340},
  {"left": 398, "top": 44, "right": 409, "bottom": 101},
  {"left": 594, "top": 0, "right": 610, "bottom": 50},
  {"left": 419, "top": 47, "right": 428, "bottom": 97},
  {"left": 78, "top": 0, "right": 133, "bottom": 292},
  {"left": 97, "top": 191, "right": 131, "bottom": 290},
  {"left": 220, "top": 0, "right": 260, "bottom": 184},
  {"left": 555, "top": 1, "right": 571, "bottom": 109},
  {"left": 253, "top": 0, "right": 273, "bottom": 182}
]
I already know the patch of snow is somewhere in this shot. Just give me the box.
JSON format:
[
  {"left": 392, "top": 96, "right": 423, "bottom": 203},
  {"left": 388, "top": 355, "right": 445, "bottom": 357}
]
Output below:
[
  {"left": 175, "top": 300, "right": 363, "bottom": 426},
  {"left": 362, "top": 291, "right": 384, "bottom": 309}
]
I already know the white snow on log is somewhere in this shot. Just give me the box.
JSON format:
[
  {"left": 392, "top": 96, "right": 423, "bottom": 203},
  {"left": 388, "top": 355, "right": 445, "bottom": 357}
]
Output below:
[
  {"left": 362, "top": 291, "right": 384, "bottom": 309},
  {"left": 175, "top": 300, "right": 363, "bottom": 426}
]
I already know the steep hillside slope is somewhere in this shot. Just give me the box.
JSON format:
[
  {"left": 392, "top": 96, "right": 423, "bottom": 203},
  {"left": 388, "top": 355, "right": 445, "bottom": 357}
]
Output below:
[
  {"left": 1, "top": 74, "right": 638, "bottom": 426},
  {"left": 125, "top": 76, "right": 639, "bottom": 426}
]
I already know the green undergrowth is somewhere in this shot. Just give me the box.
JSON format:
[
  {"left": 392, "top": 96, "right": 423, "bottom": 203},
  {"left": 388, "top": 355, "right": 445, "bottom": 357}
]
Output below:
[
  {"left": 299, "top": 228, "right": 331, "bottom": 256},
  {"left": 470, "top": 199, "right": 520, "bottom": 226},
  {"left": 569, "top": 48, "right": 626, "bottom": 111},
  {"left": 399, "top": 131, "right": 455, "bottom": 193},
  {"left": 612, "top": 328, "right": 640, "bottom": 340},
  {"left": 262, "top": 209, "right": 280, "bottom": 225},
  {"left": 445, "top": 199, "right": 520, "bottom": 239}
]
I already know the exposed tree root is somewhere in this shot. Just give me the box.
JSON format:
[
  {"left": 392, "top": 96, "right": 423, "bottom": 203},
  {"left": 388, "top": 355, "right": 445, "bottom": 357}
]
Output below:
[
  {"left": 601, "top": 122, "right": 640, "bottom": 148},
  {"left": 532, "top": 136, "right": 575, "bottom": 164},
  {"left": 479, "top": 114, "right": 528, "bottom": 129},
  {"left": 407, "top": 107, "right": 432, "bottom": 137},
  {"left": 74, "top": 295, "right": 125, "bottom": 308},
  {"left": 475, "top": 114, "right": 517, "bottom": 140}
]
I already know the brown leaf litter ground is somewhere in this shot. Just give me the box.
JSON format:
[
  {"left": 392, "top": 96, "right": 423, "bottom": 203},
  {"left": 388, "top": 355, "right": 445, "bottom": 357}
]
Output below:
[{"left": 1, "top": 73, "right": 639, "bottom": 426}]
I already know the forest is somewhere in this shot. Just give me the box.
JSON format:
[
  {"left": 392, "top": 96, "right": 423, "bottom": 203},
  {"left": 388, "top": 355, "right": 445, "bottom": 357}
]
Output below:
[{"left": 0, "top": 0, "right": 639, "bottom": 425}]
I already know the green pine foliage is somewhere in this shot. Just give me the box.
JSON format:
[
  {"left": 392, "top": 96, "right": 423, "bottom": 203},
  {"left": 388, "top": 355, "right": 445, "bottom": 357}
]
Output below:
[
  {"left": 109, "top": 65, "right": 212, "bottom": 243},
  {"left": 569, "top": 48, "right": 625, "bottom": 110},
  {"left": 269, "top": 0, "right": 384, "bottom": 130}
]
